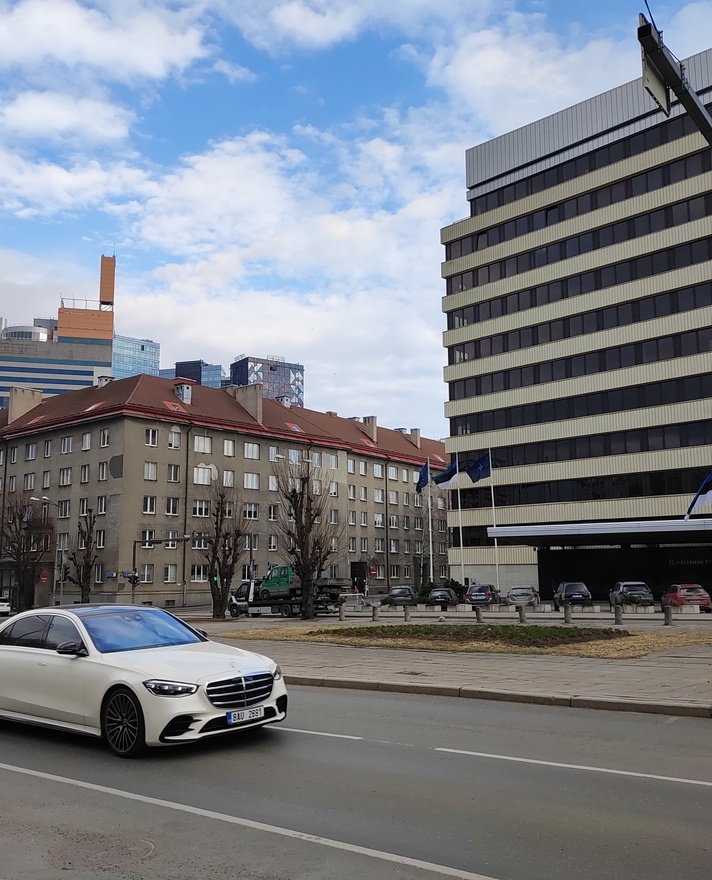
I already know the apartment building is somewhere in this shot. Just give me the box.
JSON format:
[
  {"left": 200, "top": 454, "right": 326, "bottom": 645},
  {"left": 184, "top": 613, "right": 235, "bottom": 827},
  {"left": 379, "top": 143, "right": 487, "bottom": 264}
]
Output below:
[
  {"left": 440, "top": 47, "right": 712, "bottom": 596},
  {"left": 0, "top": 376, "right": 448, "bottom": 607}
]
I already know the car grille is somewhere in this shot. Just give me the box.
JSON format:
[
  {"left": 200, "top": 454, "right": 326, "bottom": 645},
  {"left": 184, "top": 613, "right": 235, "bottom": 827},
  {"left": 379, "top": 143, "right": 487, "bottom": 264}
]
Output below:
[{"left": 206, "top": 672, "right": 274, "bottom": 709}]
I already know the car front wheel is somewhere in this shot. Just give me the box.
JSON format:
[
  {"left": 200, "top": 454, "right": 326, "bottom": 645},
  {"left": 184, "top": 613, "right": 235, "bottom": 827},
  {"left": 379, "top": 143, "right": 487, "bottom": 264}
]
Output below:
[
  {"left": 102, "top": 687, "right": 146, "bottom": 758},
  {"left": 229, "top": 604, "right": 239, "bottom": 618}
]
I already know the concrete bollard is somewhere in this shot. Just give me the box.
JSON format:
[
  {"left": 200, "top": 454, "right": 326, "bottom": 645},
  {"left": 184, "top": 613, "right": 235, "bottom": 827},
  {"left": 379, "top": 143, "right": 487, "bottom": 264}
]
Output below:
[
  {"left": 474, "top": 605, "right": 484, "bottom": 622},
  {"left": 614, "top": 605, "right": 622, "bottom": 625},
  {"left": 338, "top": 604, "right": 345, "bottom": 621},
  {"left": 563, "top": 604, "right": 572, "bottom": 624},
  {"left": 517, "top": 605, "right": 527, "bottom": 624},
  {"left": 664, "top": 605, "right": 673, "bottom": 626},
  {"left": 371, "top": 604, "right": 380, "bottom": 621},
  {"left": 404, "top": 605, "right": 411, "bottom": 622}
]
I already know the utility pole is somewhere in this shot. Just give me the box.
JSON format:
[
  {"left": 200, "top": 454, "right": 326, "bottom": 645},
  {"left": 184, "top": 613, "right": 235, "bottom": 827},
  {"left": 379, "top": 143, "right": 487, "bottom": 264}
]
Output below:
[{"left": 637, "top": 12, "right": 712, "bottom": 146}]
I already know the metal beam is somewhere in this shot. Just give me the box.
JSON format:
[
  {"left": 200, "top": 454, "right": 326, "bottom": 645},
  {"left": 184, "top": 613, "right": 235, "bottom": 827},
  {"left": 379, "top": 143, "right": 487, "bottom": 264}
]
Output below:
[{"left": 638, "top": 13, "right": 712, "bottom": 146}]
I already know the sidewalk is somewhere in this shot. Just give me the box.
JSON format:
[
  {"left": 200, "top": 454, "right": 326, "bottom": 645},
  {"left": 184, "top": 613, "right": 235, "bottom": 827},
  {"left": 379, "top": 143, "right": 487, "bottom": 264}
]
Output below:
[{"left": 197, "top": 620, "right": 712, "bottom": 720}]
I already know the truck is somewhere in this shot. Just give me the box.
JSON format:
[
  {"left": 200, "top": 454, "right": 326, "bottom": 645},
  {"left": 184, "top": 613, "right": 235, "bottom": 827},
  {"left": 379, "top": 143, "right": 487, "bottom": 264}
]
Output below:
[{"left": 227, "top": 578, "right": 340, "bottom": 619}]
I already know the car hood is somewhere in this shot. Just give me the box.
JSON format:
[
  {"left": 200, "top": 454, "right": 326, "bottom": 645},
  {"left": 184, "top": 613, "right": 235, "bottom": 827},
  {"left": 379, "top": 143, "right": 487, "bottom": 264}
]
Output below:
[{"left": 98, "top": 640, "right": 275, "bottom": 683}]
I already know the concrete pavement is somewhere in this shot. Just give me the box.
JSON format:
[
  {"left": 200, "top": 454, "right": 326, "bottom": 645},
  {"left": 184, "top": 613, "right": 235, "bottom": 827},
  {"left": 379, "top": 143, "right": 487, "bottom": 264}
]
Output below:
[{"left": 189, "top": 612, "right": 712, "bottom": 720}]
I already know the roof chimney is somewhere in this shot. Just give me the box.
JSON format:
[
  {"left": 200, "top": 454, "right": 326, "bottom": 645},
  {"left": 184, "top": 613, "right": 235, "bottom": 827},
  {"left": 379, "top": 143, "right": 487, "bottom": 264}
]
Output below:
[
  {"left": 224, "top": 383, "right": 263, "bottom": 423},
  {"left": 174, "top": 379, "right": 193, "bottom": 405},
  {"left": 7, "top": 387, "right": 43, "bottom": 424},
  {"left": 362, "top": 415, "right": 377, "bottom": 442},
  {"left": 97, "top": 375, "right": 113, "bottom": 387},
  {"left": 275, "top": 395, "right": 291, "bottom": 408},
  {"left": 408, "top": 428, "right": 421, "bottom": 449}
]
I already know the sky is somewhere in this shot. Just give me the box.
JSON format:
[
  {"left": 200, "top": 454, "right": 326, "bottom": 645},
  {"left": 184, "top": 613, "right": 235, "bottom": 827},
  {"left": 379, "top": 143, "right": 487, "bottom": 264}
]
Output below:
[{"left": 1, "top": 1, "right": 711, "bottom": 440}]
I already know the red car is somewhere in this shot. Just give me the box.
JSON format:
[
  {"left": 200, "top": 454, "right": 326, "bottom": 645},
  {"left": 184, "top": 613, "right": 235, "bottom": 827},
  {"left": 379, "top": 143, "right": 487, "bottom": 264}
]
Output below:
[{"left": 661, "top": 584, "right": 712, "bottom": 613}]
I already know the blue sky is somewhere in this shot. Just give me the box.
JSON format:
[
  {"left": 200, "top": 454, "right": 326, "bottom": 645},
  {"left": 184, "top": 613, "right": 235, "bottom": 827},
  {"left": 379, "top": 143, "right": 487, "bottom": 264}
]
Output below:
[{"left": 1, "top": 0, "right": 710, "bottom": 439}]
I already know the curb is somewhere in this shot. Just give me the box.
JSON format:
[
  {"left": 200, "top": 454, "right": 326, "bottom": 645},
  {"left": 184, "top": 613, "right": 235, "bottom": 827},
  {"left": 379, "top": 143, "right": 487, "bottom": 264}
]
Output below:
[{"left": 283, "top": 674, "right": 712, "bottom": 718}]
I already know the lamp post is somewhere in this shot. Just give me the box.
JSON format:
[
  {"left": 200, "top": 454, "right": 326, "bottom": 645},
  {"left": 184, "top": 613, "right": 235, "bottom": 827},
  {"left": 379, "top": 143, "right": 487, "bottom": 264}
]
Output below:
[{"left": 30, "top": 495, "right": 65, "bottom": 604}]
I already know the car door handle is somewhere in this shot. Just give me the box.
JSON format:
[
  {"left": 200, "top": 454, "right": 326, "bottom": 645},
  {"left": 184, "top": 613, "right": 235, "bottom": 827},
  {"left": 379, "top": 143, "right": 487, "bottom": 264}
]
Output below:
[{"left": 36, "top": 661, "right": 48, "bottom": 668}]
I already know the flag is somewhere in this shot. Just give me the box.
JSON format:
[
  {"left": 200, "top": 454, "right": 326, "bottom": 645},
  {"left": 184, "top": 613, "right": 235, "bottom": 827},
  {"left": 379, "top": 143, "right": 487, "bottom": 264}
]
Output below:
[
  {"left": 415, "top": 461, "right": 430, "bottom": 494},
  {"left": 432, "top": 459, "right": 460, "bottom": 490},
  {"left": 685, "top": 471, "right": 712, "bottom": 519},
  {"left": 466, "top": 452, "right": 491, "bottom": 484}
]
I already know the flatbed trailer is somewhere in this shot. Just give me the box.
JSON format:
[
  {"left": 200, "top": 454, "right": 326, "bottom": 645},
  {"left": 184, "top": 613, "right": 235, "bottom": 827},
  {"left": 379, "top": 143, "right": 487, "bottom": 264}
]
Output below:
[{"left": 228, "top": 583, "right": 339, "bottom": 618}]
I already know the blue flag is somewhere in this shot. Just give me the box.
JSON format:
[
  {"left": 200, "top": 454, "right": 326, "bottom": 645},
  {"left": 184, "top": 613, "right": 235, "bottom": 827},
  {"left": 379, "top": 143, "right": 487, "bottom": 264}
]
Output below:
[
  {"left": 686, "top": 470, "right": 712, "bottom": 519},
  {"left": 466, "top": 453, "right": 491, "bottom": 484},
  {"left": 415, "top": 461, "right": 430, "bottom": 494}
]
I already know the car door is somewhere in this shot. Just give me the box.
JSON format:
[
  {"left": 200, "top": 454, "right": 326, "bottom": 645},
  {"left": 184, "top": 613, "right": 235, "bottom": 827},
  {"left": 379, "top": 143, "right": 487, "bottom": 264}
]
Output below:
[
  {"left": 0, "top": 614, "right": 50, "bottom": 717},
  {"left": 33, "top": 614, "right": 89, "bottom": 726}
]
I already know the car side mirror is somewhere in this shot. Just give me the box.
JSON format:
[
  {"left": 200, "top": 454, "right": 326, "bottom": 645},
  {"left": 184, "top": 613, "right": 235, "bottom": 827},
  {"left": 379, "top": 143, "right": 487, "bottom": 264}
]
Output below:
[{"left": 56, "top": 640, "right": 88, "bottom": 657}]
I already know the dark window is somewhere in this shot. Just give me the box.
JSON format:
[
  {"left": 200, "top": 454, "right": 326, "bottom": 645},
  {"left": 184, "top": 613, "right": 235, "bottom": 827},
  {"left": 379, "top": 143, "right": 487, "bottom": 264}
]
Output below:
[
  {"left": 45, "top": 616, "right": 83, "bottom": 650},
  {"left": 0, "top": 615, "right": 49, "bottom": 648}
]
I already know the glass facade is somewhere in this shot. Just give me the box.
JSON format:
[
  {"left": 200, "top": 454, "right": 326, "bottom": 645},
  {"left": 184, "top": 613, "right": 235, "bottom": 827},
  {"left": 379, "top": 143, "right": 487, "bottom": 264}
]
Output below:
[
  {"left": 112, "top": 335, "right": 160, "bottom": 379},
  {"left": 230, "top": 355, "right": 305, "bottom": 406}
]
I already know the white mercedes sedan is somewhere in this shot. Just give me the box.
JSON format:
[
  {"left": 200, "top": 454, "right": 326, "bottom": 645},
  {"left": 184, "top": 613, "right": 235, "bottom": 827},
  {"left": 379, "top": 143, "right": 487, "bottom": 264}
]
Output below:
[{"left": 0, "top": 605, "right": 288, "bottom": 757}]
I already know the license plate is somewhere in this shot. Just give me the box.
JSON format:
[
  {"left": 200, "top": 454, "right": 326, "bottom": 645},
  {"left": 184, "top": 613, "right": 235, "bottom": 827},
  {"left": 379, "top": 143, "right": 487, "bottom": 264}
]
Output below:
[{"left": 226, "top": 706, "right": 265, "bottom": 725}]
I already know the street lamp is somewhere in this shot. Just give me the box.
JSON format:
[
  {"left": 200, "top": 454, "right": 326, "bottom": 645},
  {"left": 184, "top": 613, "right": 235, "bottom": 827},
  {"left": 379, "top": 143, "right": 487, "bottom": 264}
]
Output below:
[{"left": 31, "top": 495, "right": 65, "bottom": 604}]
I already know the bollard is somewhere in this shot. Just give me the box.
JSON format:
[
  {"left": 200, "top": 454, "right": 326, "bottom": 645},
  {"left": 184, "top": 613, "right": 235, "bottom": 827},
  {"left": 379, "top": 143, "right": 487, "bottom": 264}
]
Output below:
[
  {"left": 474, "top": 605, "right": 484, "bottom": 623},
  {"left": 614, "top": 605, "right": 623, "bottom": 625},
  {"left": 517, "top": 604, "right": 527, "bottom": 624},
  {"left": 371, "top": 603, "right": 380, "bottom": 622},
  {"left": 563, "top": 603, "right": 572, "bottom": 624},
  {"left": 664, "top": 605, "right": 673, "bottom": 626},
  {"left": 404, "top": 605, "right": 411, "bottom": 622},
  {"left": 338, "top": 604, "right": 345, "bottom": 621}
]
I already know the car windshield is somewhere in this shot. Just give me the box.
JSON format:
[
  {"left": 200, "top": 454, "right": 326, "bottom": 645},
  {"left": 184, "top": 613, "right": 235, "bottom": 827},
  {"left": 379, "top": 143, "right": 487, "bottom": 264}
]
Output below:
[
  {"left": 390, "top": 589, "right": 411, "bottom": 596},
  {"left": 564, "top": 584, "right": 587, "bottom": 594},
  {"left": 469, "top": 586, "right": 488, "bottom": 593},
  {"left": 680, "top": 586, "right": 704, "bottom": 594},
  {"left": 511, "top": 588, "right": 532, "bottom": 595},
  {"left": 81, "top": 609, "right": 204, "bottom": 654},
  {"left": 623, "top": 585, "right": 649, "bottom": 593}
]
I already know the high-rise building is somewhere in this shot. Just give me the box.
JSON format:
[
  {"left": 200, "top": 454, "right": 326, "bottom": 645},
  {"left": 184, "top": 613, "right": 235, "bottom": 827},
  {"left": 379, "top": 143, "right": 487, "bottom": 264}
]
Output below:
[
  {"left": 159, "top": 360, "right": 226, "bottom": 388},
  {"left": 440, "top": 47, "right": 712, "bottom": 597},
  {"left": 230, "top": 354, "right": 304, "bottom": 406},
  {"left": 0, "top": 256, "right": 115, "bottom": 407},
  {"left": 112, "top": 335, "right": 161, "bottom": 379}
]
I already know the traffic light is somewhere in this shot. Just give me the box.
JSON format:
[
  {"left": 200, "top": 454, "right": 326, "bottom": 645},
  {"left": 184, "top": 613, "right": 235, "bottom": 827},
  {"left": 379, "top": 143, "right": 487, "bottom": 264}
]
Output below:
[
  {"left": 210, "top": 573, "right": 219, "bottom": 584},
  {"left": 61, "top": 565, "right": 70, "bottom": 581},
  {"left": 128, "top": 573, "right": 140, "bottom": 587}
]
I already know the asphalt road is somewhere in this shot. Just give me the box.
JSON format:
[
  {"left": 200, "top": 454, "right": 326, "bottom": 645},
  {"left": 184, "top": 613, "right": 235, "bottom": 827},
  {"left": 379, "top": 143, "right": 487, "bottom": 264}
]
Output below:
[{"left": 1, "top": 687, "right": 711, "bottom": 880}]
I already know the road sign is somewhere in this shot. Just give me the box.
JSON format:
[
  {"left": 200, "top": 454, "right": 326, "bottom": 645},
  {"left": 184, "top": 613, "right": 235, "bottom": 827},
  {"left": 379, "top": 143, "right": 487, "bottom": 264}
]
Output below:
[
  {"left": 40, "top": 573, "right": 48, "bottom": 583},
  {"left": 121, "top": 571, "right": 134, "bottom": 579},
  {"left": 105, "top": 572, "right": 117, "bottom": 579}
]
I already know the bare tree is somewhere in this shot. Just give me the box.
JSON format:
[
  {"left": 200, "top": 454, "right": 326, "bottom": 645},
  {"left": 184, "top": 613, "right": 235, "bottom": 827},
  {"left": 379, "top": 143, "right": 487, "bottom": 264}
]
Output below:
[
  {"left": 1, "top": 493, "right": 52, "bottom": 611},
  {"left": 65, "top": 509, "right": 98, "bottom": 603},
  {"left": 201, "top": 485, "right": 249, "bottom": 619},
  {"left": 273, "top": 451, "right": 345, "bottom": 619}
]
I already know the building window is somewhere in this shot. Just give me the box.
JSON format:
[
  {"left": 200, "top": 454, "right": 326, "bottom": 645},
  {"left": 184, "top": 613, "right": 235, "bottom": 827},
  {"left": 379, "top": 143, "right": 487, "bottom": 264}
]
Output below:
[
  {"left": 144, "top": 461, "right": 158, "bottom": 481},
  {"left": 348, "top": 484, "right": 356, "bottom": 500},
  {"left": 25, "top": 443, "right": 36, "bottom": 461},
  {"left": 403, "top": 565, "right": 411, "bottom": 579},
  {"left": 437, "top": 497, "right": 446, "bottom": 510},
  {"left": 43, "top": 439, "right": 52, "bottom": 458},
  {"left": 402, "top": 469, "right": 409, "bottom": 483},
  {"left": 348, "top": 537, "right": 357, "bottom": 553},
  {"left": 224, "top": 439, "right": 235, "bottom": 457},
  {"left": 374, "top": 513, "right": 384, "bottom": 528},
  {"left": 388, "top": 465, "right": 398, "bottom": 480},
  {"left": 388, "top": 490, "right": 398, "bottom": 504},
  {"left": 348, "top": 510, "right": 357, "bottom": 525},
  {"left": 192, "top": 533, "right": 209, "bottom": 550},
  {"left": 166, "top": 497, "right": 179, "bottom": 516},
  {"left": 245, "top": 534, "right": 259, "bottom": 552},
  {"left": 312, "top": 479, "right": 321, "bottom": 495},
  {"left": 414, "top": 494, "right": 422, "bottom": 508},
  {"left": 244, "top": 442, "right": 259, "bottom": 459},
  {"left": 268, "top": 504, "right": 279, "bottom": 521},
  {"left": 389, "top": 564, "right": 400, "bottom": 578},
  {"left": 60, "top": 437, "right": 72, "bottom": 454},
  {"left": 244, "top": 472, "right": 259, "bottom": 490},
  {"left": 167, "top": 463, "right": 180, "bottom": 482},
  {"left": 269, "top": 446, "right": 279, "bottom": 462},
  {"left": 164, "top": 564, "right": 177, "bottom": 583},
  {"left": 359, "top": 486, "right": 367, "bottom": 502},
  {"left": 359, "top": 461, "right": 367, "bottom": 476},
  {"left": 360, "top": 537, "right": 368, "bottom": 552},
  {"left": 439, "top": 542, "right": 447, "bottom": 555},
  {"left": 375, "top": 538, "right": 385, "bottom": 553},
  {"left": 223, "top": 470, "right": 235, "bottom": 487},
  {"left": 347, "top": 458, "right": 355, "bottom": 474},
  {"left": 100, "top": 428, "right": 110, "bottom": 447},
  {"left": 190, "top": 564, "right": 208, "bottom": 582},
  {"left": 98, "top": 461, "right": 108, "bottom": 481},
  {"left": 58, "top": 499, "right": 70, "bottom": 518},
  {"left": 243, "top": 503, "right": 259, "bottom": 520},
  {"left": 403, "top": 492, "right": 410, "bottom": 507},
  {"left": 194, "top": 466, "right": 212, "bottom": 485},
  {"left": 79, "top": 498, "right": 88, "bottom": 516},
  {"left": 329, "top": 481, "right": 338, "bottom": 497},
  {"left": 94, "top": 563, "right": 104, "bottom": 584},
  {"left": 194, "top": 435, "right": 212, "bottom": 453},
  {"left": 80, "top": 464, "right": 90, "bottom": 483},
  {"left": 145, "top": 428, "right": 158, "bottom": 447},
  {"left": 268, "top": 534, "right": 278, "bottom": 551},
  {"left": 289, "top": 448, "right": 301, "bottom": 464},
  {"left": 97, "top": 495, "right": 107, "bottom": 515},
  {"left": 96, "top": 529, "right": 105, "bottom": 549},
  {"left": 143, "top": 496, "right": 156, "bottom": 515},
  {"left": 415, "top": 517, "right": 424, "bottom": 530},
  {"left": 165, "top": 531, "right": 178, "bottom": 549},
  {"left": 360, "top": 511, "right": 368, "bottom": 526},
  {"left": 402, "top": 515, "right": 410, "bottom": 529},
  {"left": 56, "top": 532, "right": 69, "bottom": 550},
  {"left": 81, "top": 432, "right": 91, "bottom": 451},
  {"left": 374, "top": 488, "right": 384, "bottom": 503},
  {"left": 328, "top": 454, "right": 338, "bottom": 469},
  {"left": 168, "top": 428, "right": 181, "bottom": 449},
  {"left": 389, "top": 539, "right": 399, "bottom": 553},
  {"left": 224, "top": 501, "right": 234, "bottom": 517},
  {"left": 192, "top": 500, "right": 210, "bottom": 517},
  {"left": 22, "top": 473, "right": 34, "bottom": 491},
  {"left": 59, "top": 467, "right": 72, "bottom": 486},
  {"left": 139, "top": 564, "right": 154, "bottom": 584},
  {"left": 42, "top": 470, "right": 51, "bottom": 489},
  {"left": 373, "top": 463, "right": 383, "bottom": 478},
  {"left": 329, "top": 564, "right": 339, "bottom": 579},
  {"left": 268, "top": 475, "right": 278, "bottom": 492},
  {"left": 7, "top": 475, "right": 15, "bottom": 492},
  {"left": 330, "top": 509, "right": 339, "bottom": 524},
  {"left": 388, "top": 514, "right": 398, "bottom": 528}
]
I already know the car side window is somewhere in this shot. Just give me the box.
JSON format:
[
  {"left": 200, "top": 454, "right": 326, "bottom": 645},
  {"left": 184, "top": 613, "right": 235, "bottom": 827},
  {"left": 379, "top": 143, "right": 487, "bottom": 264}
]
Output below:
[
  {"left": 44, "top": 616, "right": 83, "bottom": 650},
  {"left": 0, "top": 615, "right": 49, "bottom": 648}
]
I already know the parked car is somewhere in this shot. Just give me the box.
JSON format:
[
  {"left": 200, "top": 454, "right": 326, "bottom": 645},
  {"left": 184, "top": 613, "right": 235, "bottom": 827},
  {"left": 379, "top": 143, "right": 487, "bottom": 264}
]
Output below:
[
  {"left": 465, "top": 584, "right": 501, "bottom": 607},
  {"left": 553, "top": 582, "right": 592, "bottom": 610},
  {"left": 428, "top": 587, "right": 459, "bottom": 607},
  {"left": 661, "top": 584, "right": 712, "bottom": 613},
  {"left": 0, "top": 605, "right": 288, "bottom": 757},
  {"left": 0, "top": 599, "right": 11, "bottom": 617},
  {"left": 609, "top": 581, "right": 654, "bottom": 608},
  {"left": 387, "top": 586, "right": 418, "bottom": 606},
  {"left": 505, "top": 585, "right": 539, "bottom": 607}
]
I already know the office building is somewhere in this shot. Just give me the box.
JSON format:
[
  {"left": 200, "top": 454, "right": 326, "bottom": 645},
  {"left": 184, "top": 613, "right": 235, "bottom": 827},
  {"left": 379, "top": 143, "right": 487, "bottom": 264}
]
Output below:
[
  {"left": 440, "top": 47, "right": 712, "bottom": 596},
  {"left": 160, "top": 360, "right": 226, "bottom": 388},
  {"left": 112, "top": 335, "right": 161, "bottom": 379},
  {"left": 230, "top": 355, "right": 304, "bottom": 407}
]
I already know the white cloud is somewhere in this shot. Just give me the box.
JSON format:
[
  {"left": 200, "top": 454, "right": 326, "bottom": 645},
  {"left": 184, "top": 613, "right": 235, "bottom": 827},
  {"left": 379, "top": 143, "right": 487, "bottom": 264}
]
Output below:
[{"left": 212, "top": 59, "right": 257, "bottom": 84}]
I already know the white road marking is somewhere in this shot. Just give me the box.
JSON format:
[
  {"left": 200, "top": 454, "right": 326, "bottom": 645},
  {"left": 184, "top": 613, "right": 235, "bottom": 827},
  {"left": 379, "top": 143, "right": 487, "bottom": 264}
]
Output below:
[
  {"left": 0, "top": 762, "right": 498, "bottom": 880},
  {"left": 435, "top": 748, "right": 712, "bottom": 788},
  {"left": 279, "top": 726, "right": 363, "bottom": 740}
]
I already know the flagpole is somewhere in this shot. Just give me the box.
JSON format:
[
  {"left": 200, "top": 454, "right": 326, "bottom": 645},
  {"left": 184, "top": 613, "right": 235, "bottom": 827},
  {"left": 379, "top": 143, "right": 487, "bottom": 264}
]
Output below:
[
  {"left": 455, "top": 453, "right": 465, "bottom": 587},
  {"left": 426, "top": 459, "right": 434, "bottom": 583},
  {"left": 489, "top": 447, "right": 500, "bottom": 595}
]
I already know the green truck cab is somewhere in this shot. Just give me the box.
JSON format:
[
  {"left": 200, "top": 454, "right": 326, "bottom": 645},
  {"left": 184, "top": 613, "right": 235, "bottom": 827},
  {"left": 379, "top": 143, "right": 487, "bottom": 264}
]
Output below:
[{"left": 259, "top": 565, "right": 300, "bottom": 600}]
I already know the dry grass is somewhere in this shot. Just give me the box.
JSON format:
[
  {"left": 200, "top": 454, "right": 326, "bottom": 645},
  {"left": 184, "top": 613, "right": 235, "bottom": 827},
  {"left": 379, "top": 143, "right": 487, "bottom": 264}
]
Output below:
[{"left": 222, "top": 622, "right": 712, "bottom": 659}]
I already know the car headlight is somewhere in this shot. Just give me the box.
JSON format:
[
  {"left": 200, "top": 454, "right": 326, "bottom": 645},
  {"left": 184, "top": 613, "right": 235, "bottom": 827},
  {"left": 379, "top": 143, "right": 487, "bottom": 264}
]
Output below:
[
  {"left": 143, "top": 680, "right": 199, "bottom": 696},
  {"left": 273, "top": 665, "right": 283, "bottom": 681}
]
